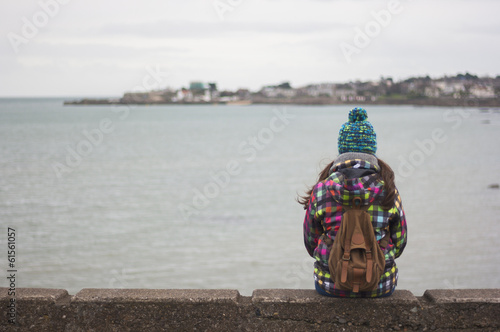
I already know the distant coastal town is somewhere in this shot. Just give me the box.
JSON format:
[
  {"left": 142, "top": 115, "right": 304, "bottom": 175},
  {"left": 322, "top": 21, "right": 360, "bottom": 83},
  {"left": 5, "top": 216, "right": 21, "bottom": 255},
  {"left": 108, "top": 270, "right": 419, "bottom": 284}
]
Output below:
[{"left": 65, "top": 73, "right": 500, "bottom": 107}]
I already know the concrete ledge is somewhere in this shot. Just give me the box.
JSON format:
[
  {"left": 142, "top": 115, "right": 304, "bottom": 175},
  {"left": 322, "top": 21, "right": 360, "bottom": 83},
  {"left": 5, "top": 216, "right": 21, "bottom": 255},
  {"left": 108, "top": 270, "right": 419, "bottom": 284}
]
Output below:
[
  {"left": 0, "top": 288, "right": 70, "bottom": 304},
  {"left": 251, "top": 289, "right": 421, "bottom": 330},
  {"left": 424, "top": 288, "right": 500, "bottom": 303},
  {"left": 73, "top": 288, "right": 240, "bottom": 304},
  {"left": 1, "top": 288, "right": 499, "bottom": 331},
  {"left": 252, "top": 288, "right": 418, "bottom": 303},
  {"left": 70, "top": 289, "right": 241, "bottom": 332},
  {"left": 1, "top": 288, "right": 71, "bottom": 331}
]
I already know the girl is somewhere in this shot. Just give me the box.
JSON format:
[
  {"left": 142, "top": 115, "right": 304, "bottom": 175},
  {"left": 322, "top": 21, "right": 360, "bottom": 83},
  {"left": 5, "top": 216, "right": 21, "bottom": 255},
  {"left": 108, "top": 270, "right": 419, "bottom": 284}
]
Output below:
[{"left": 300, "top": 107, "right": 407, "bottom": 298}]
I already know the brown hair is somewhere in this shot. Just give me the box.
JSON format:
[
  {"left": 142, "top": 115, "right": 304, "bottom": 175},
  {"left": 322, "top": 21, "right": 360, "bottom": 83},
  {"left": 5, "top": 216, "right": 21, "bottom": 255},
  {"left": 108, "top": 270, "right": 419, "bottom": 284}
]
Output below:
[{"left": 297, "top": 158, "right": 396, "bottom": 210}]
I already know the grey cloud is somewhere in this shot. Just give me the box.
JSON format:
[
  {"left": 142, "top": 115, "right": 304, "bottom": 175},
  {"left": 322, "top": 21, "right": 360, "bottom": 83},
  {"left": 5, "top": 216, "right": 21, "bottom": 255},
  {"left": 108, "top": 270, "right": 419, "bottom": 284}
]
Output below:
[
  {"left": 97, "top": 20, "right": 347, "bottom": 39},
  {"left": 4, "top": 40, "right": 188, "bottom": 61}
]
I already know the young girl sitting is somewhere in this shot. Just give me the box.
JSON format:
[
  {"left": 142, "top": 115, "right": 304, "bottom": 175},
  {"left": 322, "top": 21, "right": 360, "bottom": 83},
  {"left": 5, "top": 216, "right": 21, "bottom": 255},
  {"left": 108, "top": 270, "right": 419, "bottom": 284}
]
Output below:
[{"left": 299, "top": 107, "right": 407, "bottom": 298}]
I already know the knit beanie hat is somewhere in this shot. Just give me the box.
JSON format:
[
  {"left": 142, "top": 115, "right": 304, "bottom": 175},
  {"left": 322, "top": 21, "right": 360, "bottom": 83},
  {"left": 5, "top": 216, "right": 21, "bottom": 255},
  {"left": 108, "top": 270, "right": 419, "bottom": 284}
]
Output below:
[{"left": 338, "top": 107, "right": 377, "bottom": 155}]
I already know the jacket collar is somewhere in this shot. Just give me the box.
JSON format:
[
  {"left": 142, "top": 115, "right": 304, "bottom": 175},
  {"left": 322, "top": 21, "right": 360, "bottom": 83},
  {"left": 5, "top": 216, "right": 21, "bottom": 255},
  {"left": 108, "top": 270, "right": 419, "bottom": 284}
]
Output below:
[{"left": 330, "top": 152, "right": 379, "bottom": 174}]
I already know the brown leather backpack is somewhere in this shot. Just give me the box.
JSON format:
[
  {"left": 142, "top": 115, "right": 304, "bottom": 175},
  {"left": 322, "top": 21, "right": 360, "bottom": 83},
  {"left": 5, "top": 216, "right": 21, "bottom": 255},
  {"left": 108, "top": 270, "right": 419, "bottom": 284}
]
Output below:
[{"left": 328, "top": 197, "right": 388, "bottom": 293}]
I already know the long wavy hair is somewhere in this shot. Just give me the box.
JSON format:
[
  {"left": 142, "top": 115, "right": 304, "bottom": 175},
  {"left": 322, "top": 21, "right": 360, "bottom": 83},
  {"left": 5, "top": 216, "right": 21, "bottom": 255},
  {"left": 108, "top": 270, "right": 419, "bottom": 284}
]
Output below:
[{"left": 297, "top": 158, "right": 396, "bottom": 210}]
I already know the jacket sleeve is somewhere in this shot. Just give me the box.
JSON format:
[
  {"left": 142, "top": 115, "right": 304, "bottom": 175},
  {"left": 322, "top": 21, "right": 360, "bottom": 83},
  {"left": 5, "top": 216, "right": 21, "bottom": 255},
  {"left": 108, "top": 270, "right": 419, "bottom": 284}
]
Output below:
[
  {"left": 389, "top": 189, "right": 407, "bottom": 259},
  {"left": 303, "top": 184, "right": 324, "bottom": 257}
]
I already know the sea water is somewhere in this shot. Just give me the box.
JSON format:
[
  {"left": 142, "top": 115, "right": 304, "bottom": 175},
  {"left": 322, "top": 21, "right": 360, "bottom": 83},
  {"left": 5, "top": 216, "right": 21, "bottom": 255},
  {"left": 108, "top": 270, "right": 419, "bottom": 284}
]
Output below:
[{"left": 1, "top": 98, "right": 499, "bottom": 295}]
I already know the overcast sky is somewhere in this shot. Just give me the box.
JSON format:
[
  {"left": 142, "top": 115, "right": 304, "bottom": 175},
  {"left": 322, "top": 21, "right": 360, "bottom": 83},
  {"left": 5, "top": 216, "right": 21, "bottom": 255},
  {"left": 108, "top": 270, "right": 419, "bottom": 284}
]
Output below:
[{"left": 1, "top": 0, "right": 499, "bottom": 97}]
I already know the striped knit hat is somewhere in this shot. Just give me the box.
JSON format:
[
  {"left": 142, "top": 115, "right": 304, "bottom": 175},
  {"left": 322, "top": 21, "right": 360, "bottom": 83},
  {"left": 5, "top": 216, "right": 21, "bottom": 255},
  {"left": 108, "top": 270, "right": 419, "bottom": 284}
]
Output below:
[{"left": 338, "top": 107, "right": 377, "bottom": 155}]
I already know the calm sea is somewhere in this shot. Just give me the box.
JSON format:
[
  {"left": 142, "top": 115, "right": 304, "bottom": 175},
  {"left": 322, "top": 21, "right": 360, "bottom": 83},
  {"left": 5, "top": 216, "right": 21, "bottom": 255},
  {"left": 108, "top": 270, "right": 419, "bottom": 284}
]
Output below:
[{"left": 1, "top": 98, "right": 499, "bottom": 295}]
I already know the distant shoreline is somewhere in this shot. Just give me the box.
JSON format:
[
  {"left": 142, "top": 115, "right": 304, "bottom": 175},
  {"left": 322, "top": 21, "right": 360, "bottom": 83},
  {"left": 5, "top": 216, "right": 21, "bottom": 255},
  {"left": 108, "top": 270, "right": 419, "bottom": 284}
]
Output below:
[
  {"left": 63, "top": 73, "right": 500, "bottom": 108},
  {"left": 63, "top": 97, "right": 500, "bottom": 108}
]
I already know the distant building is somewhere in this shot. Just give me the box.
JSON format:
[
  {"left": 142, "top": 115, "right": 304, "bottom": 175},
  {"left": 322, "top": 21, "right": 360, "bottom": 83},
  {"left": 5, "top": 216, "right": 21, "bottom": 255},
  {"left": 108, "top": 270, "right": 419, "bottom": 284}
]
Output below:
[
  {"left": 208, "top": 83, "right": 219, "bottom": 100},
  {"left": 435, "top": 80, "right": 465, "bottom": 97},
  {"left": 303, "top": 83, "right": 335, "bottom": 97},
  {"left": 424, "top": 85, "right": 441, "bottom": 98},
  {"left": 189, "top": 81, "right": 207, "bottom": 91},
  {"left": 208, "top": 83, "right": 217, "bottom": 91},
  {"left": 260, "top": 82, "right": 297, "bottom": 98},
  {"left": 335, "top": 88, "right": 356, "bottom": 101},
  {"left": 470, "top": 84, "right": 495, "bottom": 98},
  {"left": 236, "top": 89, "right": 251, "bottom": 100},
  {"left": 187, "top": 81, "right": 218, "bottom": 102},
  {"left": 175, "top": 88, "right": 193, "bottom": 102}
]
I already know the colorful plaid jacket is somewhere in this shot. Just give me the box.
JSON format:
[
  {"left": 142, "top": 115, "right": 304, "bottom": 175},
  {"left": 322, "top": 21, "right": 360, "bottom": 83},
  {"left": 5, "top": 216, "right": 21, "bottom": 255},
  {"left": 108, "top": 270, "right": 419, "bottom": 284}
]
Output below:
[{"left": 303, "top": 155, "right": 407, "bottom": 297}]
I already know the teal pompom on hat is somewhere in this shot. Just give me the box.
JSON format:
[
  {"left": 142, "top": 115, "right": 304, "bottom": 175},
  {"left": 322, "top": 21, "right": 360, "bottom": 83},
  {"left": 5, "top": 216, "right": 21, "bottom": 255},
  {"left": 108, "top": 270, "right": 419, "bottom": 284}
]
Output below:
[{"left": 338, "top": 107, "right": 377, "bottom": 155}]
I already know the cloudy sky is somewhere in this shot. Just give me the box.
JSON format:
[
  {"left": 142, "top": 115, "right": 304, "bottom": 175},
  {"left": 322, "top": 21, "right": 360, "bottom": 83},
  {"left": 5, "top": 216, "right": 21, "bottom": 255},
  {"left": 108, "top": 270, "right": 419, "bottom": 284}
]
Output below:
[{"left": 1, "top": 0, "right": 499, "bottom": 97}]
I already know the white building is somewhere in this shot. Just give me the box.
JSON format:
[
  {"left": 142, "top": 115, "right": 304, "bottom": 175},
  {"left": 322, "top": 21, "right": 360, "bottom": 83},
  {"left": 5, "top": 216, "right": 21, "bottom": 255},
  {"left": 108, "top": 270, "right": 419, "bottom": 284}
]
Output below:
[
  {"left": 470, "top": 84, "right": 495, "bottom": 98},
  {"left": 434, "top": 80, "right": 465, "bottom": 96},
  {"left": 305, "top": 83, "right": 335, "bottom": 97},
  {"left": 261, "top": 86, "right": 297, "bottom": 98}
]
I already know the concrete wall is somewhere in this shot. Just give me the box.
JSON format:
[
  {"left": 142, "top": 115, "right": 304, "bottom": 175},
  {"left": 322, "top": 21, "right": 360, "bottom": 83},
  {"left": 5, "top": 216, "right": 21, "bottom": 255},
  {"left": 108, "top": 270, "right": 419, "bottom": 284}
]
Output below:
[{"left": 1, "top": 288, "right": 499, "bottom": 331}]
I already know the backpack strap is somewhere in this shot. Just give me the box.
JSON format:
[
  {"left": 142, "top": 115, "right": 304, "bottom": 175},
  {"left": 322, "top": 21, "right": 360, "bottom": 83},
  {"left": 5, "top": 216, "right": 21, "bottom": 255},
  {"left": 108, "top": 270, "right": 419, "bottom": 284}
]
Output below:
[
  {"left": 352, "top": 197, "right": 373, "bottom": 286},
  {"left": 379, "top": 227, "right": 391, "bottom": 248},
  {"left": 341, "top": 198, "right": 368, "bottom": 284},
  {"left": 347, "top": 201, "right": 391, "bottom": 248},
  {"left": 352, "top": 268, "right": 364, "bottom": 293},
  {"left": 341, "top": 236, "right": 351, "bottom": 283},
  {"left": 365, "top": 248, "right": 373, "bottom": 283}
]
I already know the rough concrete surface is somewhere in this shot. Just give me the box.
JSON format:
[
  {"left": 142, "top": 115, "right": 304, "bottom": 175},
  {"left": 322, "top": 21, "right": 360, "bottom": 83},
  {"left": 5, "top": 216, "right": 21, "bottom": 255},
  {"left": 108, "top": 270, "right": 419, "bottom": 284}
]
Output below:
[{"left": 1, "top": 288, "right": 499, "bottom": 331}]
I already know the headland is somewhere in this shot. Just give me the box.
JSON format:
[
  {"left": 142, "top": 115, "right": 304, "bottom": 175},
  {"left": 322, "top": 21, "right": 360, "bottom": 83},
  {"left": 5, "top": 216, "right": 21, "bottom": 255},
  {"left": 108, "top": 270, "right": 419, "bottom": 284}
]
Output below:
[{"left": 64, "top": 73, "right": 500, "bottom": 108}]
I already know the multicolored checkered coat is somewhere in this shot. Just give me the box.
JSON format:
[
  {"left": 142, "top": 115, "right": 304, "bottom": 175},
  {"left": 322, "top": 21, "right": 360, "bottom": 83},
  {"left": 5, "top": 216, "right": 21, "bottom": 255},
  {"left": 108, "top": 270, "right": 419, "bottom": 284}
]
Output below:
[{"left": 303, "top": 157, "right": 407, "bottom": 297}]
